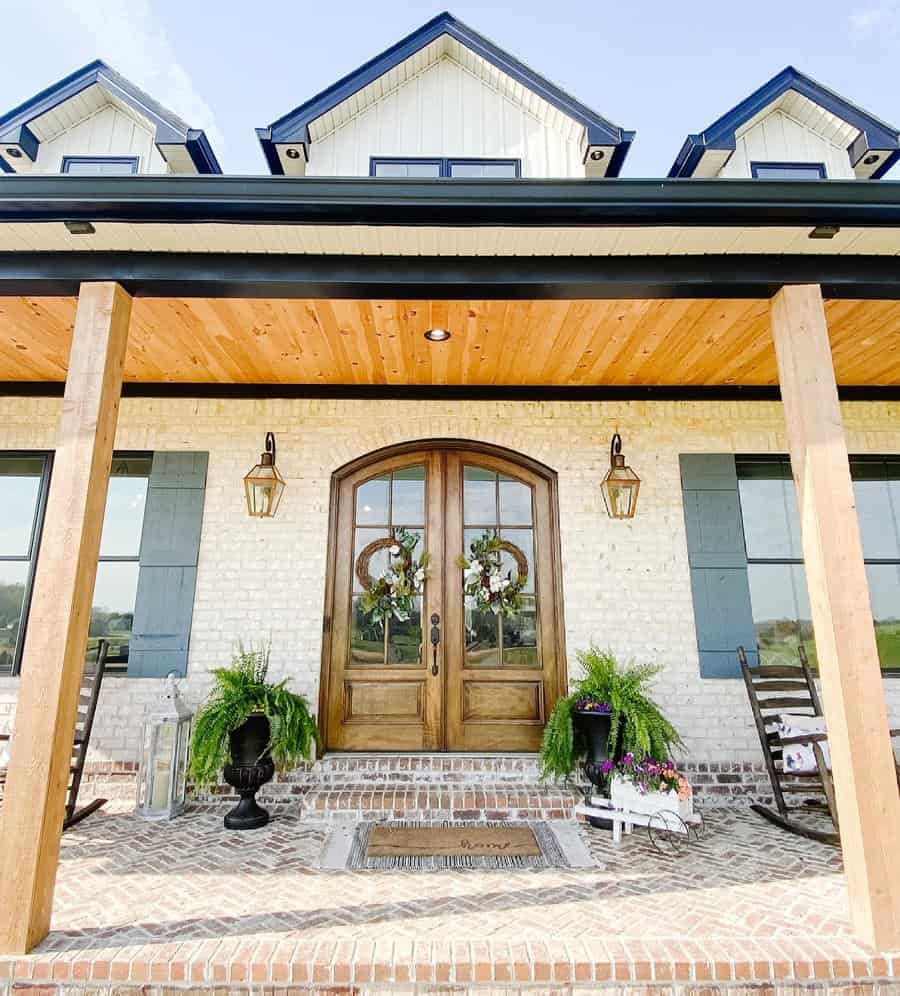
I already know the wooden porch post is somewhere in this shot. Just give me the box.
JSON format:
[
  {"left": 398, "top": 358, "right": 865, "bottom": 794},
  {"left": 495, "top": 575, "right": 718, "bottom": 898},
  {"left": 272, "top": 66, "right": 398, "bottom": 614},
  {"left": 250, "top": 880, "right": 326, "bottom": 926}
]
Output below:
[
  {"left": 770, "top": 284, "right": 900, "bottom": 951},
  {"left": 0, "top": 282, "right": 132, "bottom": 954}
]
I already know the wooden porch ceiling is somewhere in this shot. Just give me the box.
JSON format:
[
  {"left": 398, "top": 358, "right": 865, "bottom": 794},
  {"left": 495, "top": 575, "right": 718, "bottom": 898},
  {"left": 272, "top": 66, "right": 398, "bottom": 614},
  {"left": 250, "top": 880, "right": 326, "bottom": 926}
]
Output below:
[{"left": 2, "top": 296, "right": 900, "bottom": 386}]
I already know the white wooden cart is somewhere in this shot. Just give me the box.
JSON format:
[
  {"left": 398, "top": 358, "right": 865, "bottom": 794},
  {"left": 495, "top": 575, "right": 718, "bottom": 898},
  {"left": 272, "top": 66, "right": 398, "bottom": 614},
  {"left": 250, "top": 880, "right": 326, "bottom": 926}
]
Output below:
[{"left": 575, "top": 796, "right": 704, "bottom": 852}]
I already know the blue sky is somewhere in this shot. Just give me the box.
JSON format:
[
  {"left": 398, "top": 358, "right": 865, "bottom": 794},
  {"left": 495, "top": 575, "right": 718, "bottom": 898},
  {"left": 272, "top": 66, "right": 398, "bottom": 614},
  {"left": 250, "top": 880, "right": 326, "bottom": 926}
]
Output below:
[{"left": 3, "top": 0, "right": 898, "bottom": 177}]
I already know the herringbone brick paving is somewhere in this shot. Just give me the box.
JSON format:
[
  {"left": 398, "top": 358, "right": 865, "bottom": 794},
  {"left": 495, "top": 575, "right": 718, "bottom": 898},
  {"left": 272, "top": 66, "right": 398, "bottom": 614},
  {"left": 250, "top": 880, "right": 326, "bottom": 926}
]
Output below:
[{"left": 1, "top": 808, "right": 898, "bottom": 992}]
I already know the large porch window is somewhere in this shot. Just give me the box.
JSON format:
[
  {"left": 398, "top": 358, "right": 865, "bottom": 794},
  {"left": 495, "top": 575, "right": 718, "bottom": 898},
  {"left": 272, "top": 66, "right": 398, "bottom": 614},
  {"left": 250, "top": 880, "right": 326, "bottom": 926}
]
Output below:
[
  {"left": 737, "top": 456, "right": 900, "bottom": 672},
  {"left": 0, "top": 450, "right": 153, "bottom": 675},
  {"left": 0, "top": 453, "right": 52, "bottom": 675}
]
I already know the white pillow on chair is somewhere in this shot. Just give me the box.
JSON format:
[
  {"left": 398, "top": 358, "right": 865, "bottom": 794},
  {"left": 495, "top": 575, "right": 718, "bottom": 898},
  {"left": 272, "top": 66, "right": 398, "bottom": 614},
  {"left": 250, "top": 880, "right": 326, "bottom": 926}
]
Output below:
[{"left": 778, "top": 714, "right": 830, "bottom": 773}]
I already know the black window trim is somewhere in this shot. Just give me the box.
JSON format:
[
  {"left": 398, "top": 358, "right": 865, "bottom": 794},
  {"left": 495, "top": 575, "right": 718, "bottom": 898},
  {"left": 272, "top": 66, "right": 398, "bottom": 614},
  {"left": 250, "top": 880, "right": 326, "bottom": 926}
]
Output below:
[
  {"left": 61, "top": 155, "right": 140, "bottom": 175},
  {"left": 369, "top": 156, "right": 521, "bottom": 178},
  {"left": 749, "top": 160, "right": 827, "bottom": 180},
  {"left": 736, "top": 452, "right": 900, "bottom": 675},
  {"left": 0, "top": 450, "right": 53, "bottom": 676}
]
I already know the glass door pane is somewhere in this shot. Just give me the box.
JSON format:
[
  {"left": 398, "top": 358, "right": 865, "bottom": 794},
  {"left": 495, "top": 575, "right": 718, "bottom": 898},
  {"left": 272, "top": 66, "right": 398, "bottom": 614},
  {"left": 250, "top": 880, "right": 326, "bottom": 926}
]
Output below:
[{"left": 350, "top": 465, "right": 426, "bottom": 668}]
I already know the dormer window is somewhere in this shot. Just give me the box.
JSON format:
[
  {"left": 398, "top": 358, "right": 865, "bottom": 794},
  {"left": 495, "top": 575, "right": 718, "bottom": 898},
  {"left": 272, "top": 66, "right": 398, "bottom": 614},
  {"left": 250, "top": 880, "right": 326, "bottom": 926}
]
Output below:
[
  {"left": 370, "top": 157, "right": 520, "bottom": 178},
  {"left": 750, "top": 161, "right": 826, "bottom": 180},
  {"left": 61, "top": 156, "right": 139, "bottom": 175}
]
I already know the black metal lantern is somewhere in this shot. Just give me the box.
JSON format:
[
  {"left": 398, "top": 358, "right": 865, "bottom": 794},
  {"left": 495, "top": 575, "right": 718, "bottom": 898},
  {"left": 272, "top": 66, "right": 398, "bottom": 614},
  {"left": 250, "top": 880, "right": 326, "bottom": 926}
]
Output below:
[
  {"left": 243, "top": 432, "right": 286, "bottom": 518},
  {"left": 601, "top": 433, "right": 641, "bottom": 519}
]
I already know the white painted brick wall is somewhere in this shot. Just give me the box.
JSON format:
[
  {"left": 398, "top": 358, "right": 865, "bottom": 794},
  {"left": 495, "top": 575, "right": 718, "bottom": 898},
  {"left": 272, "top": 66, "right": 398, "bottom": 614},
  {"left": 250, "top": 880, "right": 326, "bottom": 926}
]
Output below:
[{"left": 1, "top": 395, "right": 897, "bottom": 772}]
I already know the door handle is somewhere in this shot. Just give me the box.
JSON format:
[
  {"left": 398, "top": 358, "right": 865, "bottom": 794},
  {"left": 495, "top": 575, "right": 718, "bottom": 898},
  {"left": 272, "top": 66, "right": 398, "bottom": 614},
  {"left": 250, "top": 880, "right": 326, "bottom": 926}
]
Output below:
[{"left": 430, "top": 613, "right": 441, "bottom": 677}]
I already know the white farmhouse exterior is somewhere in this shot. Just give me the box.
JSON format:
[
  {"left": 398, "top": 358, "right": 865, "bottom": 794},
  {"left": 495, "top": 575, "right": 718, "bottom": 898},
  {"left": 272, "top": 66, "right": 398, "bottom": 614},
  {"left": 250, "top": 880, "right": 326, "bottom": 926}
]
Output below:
[{"left": 1, "top": 8, "right": 900, "bottom": 955}]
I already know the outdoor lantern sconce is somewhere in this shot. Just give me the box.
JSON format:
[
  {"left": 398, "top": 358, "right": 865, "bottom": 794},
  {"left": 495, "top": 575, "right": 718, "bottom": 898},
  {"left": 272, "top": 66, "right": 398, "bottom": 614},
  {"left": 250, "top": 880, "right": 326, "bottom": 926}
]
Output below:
[
  {"left": 135, "top": 674, "right": 192, "bottom": 821},
  {"left": 243, "top": 432, "right": 286, "bottom": 518},
  {"left": 600, "top": 432, "right": 641, "bottom": 519}
]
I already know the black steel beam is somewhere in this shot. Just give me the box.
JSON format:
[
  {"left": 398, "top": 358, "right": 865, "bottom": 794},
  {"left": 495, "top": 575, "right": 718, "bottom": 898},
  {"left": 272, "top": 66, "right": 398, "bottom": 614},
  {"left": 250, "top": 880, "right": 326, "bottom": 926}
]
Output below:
[
  {"left": 1, "top": 251, "right": 899, "bottom": 299},
  {"left": 3, "top": 382, "right": 900, "bottom": 402}
]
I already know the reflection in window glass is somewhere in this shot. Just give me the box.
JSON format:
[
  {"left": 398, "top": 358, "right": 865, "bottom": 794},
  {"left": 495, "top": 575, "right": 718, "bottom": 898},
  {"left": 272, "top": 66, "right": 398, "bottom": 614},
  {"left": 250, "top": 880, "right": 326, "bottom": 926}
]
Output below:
[
  {"left": 747, "top": 563, "right": 812, "bottom": 666},
  {"left": 737, "top": 456, "right": 900, "bottom": 672},
  {"left": 351, "top": 465, "right": 426, "bottom": 668},
  {"left": 462, "top": 466, "right": 539, "bottom": 669},
  {"left": 356, "top": 476, "right": 390, "bottom": 525},
  {"left": 866, "top": 564, "right": 900, "bottom": 672},
  {"left": 0, "top": 562, "right": 29, "bottom": 675},
  {"left": 89, "top": 561, "right": 140, "bottom": 664},
  {"left": 100, "top": 470, "right": 150, "bottom": 557},
  {"left": 463, "top": 466, "right": 497, "bottom": 524},
  {"left": 465, "top": 605, "right": 501, "bottom": 668},
  {"left": 391, "top": 466, "right": 425, "bottom": 525},
  {"left": 0, "top": 454, "right": 48, "bottom": 675},
  {"left": 737, "top": 472, "right": 801, "bottom": 559},
  {"left": 0, "top": 457, "right": 44, "bottom": 557},
  {"left": 503, "top": 596, "right": 538, "bottom": 668},
  {"left": 499, "top": 476, "right": 532, "bottom": 525}
]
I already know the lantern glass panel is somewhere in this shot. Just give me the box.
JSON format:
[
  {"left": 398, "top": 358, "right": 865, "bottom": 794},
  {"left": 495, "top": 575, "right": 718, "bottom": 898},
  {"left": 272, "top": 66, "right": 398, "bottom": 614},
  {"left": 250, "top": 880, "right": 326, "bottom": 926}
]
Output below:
[
  {"left": 244, "top": 464, "right": 286, "bottom": 517},
  {"left": 174, "top": 721, "right": 190, "bottom": 807},
  {"left": 601, "top": 466, "right": 641, "bottom": 519},
  {"left": 150, "top": 722, "right": 176, "bottom": 812}
]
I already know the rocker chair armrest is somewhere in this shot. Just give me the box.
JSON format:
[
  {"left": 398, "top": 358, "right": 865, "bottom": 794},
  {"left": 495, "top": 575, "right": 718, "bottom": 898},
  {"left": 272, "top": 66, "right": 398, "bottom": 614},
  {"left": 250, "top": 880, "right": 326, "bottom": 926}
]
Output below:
[{"left": 778, "top": 732, "right": 829, "bottom": 746}]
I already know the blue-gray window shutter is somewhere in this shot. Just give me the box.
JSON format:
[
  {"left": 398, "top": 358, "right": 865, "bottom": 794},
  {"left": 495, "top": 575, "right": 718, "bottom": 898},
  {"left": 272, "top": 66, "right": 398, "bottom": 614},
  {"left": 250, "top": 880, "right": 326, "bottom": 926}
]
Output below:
[
  {"left": 680, "top": 454, "right": 758, "bottom": 678},
  {"left": 129, "top": 452, "right": 208, "bottom": 677}
]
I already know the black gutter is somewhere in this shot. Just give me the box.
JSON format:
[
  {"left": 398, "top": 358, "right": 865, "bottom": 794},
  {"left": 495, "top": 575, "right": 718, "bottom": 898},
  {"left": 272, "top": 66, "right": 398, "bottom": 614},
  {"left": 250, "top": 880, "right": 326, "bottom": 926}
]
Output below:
[
  {"left": 2, "top": 175, "right": 900, "bottom": 227},
  {"left": 5, "top": 382, "right": 900, "bottom": 402},
  {"left": 2, "top": 251, "right": 899, "bottom": 299}
]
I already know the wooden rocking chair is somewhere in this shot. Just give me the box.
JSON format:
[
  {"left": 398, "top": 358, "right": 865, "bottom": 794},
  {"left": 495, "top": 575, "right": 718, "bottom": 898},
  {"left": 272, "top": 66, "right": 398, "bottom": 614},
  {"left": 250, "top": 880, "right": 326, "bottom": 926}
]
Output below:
[
  {"left": 0, "top": 640, "right": 109, "bottom": 830},
  {"left": 739, "top": 644, "right": 900, "bottom": 846}
]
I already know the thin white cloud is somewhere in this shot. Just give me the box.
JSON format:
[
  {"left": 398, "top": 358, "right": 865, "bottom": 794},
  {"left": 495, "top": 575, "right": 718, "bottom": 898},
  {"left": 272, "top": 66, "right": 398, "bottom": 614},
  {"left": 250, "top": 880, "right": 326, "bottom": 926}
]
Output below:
[
  {"left": 55, "top": 0, "right": 225, "bottom": 152},
  {"left": 848, "top": 2, "right": 899, "bottom": 36}
]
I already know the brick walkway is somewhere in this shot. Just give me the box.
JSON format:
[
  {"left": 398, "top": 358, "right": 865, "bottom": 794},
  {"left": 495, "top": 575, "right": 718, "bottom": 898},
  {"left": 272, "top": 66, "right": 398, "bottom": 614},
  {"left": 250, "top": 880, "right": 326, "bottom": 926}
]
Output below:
[{"left": 1, "top": 807, "right": 898, "bottom": 993}]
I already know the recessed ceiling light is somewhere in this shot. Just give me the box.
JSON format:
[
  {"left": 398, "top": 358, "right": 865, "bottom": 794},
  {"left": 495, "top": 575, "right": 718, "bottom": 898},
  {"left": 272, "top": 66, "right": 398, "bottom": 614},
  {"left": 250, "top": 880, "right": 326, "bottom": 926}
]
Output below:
[
  {"left": 424, "top": 328, "right": 451, "bottom": 342},
  {"left": 863, "top": 154, "right": 880, "bottom": 165},
  {"left": 5, "top": 147, "right": 22, "bottom": 159},
  {"left": 285, "top": 148, "right": 301, "bottom": 160}
]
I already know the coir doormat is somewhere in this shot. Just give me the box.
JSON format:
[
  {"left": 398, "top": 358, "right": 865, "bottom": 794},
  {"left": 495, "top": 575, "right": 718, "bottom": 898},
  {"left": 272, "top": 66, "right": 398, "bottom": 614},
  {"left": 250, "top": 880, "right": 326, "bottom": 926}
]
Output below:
[{"left": 321, "top": 820, "right": 595, "bottom": 870}]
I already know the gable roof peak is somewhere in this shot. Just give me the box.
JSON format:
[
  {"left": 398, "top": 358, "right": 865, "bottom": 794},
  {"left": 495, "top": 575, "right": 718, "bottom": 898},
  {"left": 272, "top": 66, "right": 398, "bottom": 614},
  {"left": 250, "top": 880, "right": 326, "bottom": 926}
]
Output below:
[
  {"left": 669, "top": 64, "right": 900, "bottom": 180},
  {"left": 0, "top": 59, "right": 220, "bottom": 174},
  {"left": 257, "top": 11, "right": 634, "bottom": 176}
]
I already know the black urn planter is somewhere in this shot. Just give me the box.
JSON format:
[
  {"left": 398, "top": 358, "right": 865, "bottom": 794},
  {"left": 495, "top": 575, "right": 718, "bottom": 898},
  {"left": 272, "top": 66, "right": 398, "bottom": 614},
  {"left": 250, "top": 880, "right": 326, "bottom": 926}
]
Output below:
[
  {"left": 573, "top": 708, "right": 615, "bottom": 826},
  {"left": 222, "top": 713, "right": 275, "bottom": 830}
]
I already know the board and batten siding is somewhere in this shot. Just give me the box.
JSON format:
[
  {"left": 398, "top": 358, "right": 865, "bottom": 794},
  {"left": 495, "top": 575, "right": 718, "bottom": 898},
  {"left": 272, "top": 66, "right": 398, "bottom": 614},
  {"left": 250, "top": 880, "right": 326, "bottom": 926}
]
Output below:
[
  {"left": 32, "top": 104, "right": 169, "bottom": 175},
  {"left": 305, "top": 57, "right": 585, "bottom": 178},
  {"left": 718, "top": 108, "right": 855, "bottom": 179}
]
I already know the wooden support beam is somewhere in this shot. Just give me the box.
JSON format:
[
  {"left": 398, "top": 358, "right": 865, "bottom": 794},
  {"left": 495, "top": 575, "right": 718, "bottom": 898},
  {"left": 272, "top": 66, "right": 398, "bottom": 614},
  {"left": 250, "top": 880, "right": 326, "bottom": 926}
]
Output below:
[
  {"left": 770, "top": 284, "right": 900, "bottom": 951},
  {"left": 0, "top": 282, "right": 132, "bottom": 954}
]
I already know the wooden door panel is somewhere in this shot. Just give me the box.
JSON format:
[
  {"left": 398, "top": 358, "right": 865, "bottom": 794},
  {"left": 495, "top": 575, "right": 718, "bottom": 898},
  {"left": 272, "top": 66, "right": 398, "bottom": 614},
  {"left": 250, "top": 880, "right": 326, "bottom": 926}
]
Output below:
[
  {"left": 326, "top": 450, "right": 443, "bottom": 751},
  {"left": 444, "top": 451, "right": 561, "bottom": 751}
]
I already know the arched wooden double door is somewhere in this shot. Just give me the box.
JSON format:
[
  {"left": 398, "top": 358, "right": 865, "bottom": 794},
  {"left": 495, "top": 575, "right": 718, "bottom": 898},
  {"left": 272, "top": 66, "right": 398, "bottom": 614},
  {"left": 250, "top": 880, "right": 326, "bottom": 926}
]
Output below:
[{"left": 321, "top": 442, "right": 565, "bottom": 752}]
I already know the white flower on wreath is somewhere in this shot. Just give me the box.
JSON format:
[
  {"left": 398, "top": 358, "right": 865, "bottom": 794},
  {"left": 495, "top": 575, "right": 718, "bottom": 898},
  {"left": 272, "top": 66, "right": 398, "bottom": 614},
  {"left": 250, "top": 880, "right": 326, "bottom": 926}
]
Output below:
[
  {"left": 414, "top": 568, "right": 425, "bottom": 585},
  {"left": 390, "top": 544, "right": 401, "bottom": 555},
  {"left": 464, "top": 559, "right": 482, "bottom": 579},
  {"left": 464, "top": 594, "right": 477, "bottom": 609}
]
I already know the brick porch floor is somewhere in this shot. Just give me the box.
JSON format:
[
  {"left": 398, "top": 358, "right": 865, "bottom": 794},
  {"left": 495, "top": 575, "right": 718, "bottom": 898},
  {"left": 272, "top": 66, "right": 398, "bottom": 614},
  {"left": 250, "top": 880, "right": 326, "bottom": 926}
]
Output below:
[{"left": 1, "top": 807, "right": 898, "bottom": 994}]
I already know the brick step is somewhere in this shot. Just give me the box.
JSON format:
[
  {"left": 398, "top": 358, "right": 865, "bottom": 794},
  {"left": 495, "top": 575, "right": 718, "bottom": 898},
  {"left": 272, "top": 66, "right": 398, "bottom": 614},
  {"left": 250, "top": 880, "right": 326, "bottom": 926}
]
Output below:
[
  {"left": 295, "top": 781, "right": 581, "bottom": 822},
  {"left": 310, "top": 751, "right": 545, "bottom": 782}
]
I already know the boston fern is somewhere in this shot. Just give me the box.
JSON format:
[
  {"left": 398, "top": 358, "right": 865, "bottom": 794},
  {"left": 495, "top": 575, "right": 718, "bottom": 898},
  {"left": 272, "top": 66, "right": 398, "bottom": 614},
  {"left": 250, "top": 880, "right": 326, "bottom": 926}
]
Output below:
[
  {"left": 190, "top": 644, "right": 319, "bottom": 788},
  {"left": 540, "top": 646, "right": 683, "bottom": 781}
]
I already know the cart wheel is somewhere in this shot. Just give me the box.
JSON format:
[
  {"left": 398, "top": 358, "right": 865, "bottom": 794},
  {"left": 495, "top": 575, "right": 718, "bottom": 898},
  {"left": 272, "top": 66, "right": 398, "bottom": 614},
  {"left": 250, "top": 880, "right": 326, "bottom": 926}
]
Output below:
[
  {"left": 688, "top": 810, "right": 705, "bottom": 843},
  {"left": 647, "top": 810, "right": 689, "bottom": 855}
]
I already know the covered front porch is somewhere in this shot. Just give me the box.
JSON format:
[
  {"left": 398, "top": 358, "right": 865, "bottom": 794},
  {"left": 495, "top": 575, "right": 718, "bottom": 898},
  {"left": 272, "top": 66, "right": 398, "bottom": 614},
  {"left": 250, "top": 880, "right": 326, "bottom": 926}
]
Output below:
[
  {"left": 1, "top": 177, "right": 900, "bottom": 971},
  {"left": 1, "top": 803, "right": 889, "bottom": 990}
]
